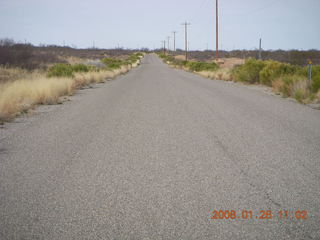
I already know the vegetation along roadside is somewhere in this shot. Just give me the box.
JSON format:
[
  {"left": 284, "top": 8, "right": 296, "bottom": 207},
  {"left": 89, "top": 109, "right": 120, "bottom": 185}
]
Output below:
[
  {"left": 158, "top": 53, "right": 320, "bottom": 106},
  {"left": 0, "top": 52, "right": 145, "bottom": 124}
]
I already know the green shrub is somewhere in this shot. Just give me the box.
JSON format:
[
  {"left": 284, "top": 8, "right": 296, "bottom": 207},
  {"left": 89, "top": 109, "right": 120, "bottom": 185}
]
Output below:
[
  {"left": 102, "top": 58, "right": 123, "bottom": 65},
  {"left": 165, "top": 55, "right": 175, "bottom": 62},
  {"left": 279, "top": 75, "right": 296, "bottom": 97},
  {"left": 274, "top": 75, "right": 309, "bottom": 99},
  {"left": 127, "top": 53, "right": 143, "bottom": 63},
  {"left": 232, "top": 58, "right": 266, "bottom": 83},
  {"left": 101, "top": 58, "right": 124, "bottom": 69},
  {"left": 259, "top": 60, "right": 300, "bottom": 86},
  {"left": 186, "top": 61, "right": 219, "bottom": 72},
  {"left": 72, "top": 64, "right": 91, "bottom": 73},
  {"left": 47, "top": 63, "right": 96, "bottom": 78},
  {"left": 312, "top": 75, "right": 320, "bottom": 93},
  {"left": 172, "top": 60, "right": 188, "bottom": 68},
  {"left": 47, "top": 63, "right": 74, "bottom": 78},
  {"left": 158, "top": 53, "right": 167, "bottom": 59},
  {"left": 294, "top": 89, "right": 304, "bottom": 103},
  {"left": 298, "top": 65, "right": 320, "bottom": 92},
  {"left": 310, "top": 65, "right": 320, "bottom": 92},
  {"left": 102, "top": 54, "right": 143, "bottom": 69}
]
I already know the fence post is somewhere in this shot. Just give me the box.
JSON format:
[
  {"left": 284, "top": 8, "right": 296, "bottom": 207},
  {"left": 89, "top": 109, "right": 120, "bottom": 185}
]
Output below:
[{"left": 308, "top": 60, "right": 313, "bottom": 89}]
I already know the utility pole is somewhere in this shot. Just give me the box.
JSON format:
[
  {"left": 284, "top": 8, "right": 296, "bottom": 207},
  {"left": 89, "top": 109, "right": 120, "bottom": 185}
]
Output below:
[
  {"left": 172, "top": 31, "right": 177, "bottom": 51},
  {"left": 258, "top": 38, "right": 262, "bottom": 60},
  {"left": 181, "top": 22, "right": 191, "bottom": 61},
  {"left": 215, "top": 0, "right": 219, "bottom": 60},
  {"left": 167, "top": 36, "right": 170, "bottom": 53},
  {"left": 161, "top": 40, "right": 166, "bottom": 54}
]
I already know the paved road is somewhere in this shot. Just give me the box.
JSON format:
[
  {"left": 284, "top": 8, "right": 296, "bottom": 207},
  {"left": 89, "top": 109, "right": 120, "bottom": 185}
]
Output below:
[{"left": 1, "top": 54, "right": 320, "bottom": 239}]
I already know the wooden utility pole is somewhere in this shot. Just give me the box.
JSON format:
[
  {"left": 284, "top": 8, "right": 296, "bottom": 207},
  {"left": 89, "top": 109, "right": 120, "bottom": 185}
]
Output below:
[
  {"left": 182, "top": 22, "right": 191, "bottom": 61},
  {"left": 161, "top": 41, "right": 166, "bottom": 54},
  {"left": 167, "top": 36, "right": 170, "bottom": 52},
  {"left": 259, "top": 38, "right": 262, "bottom": 60},
  {"left": 215, "top": 0, "right": 219, "bottom": 60},
  {"left": 172, "top": 31, "right": 177, "bottom": 51}
]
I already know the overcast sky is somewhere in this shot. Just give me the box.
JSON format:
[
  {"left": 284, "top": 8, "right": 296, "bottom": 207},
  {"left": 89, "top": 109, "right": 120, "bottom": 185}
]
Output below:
[{"left": 0, "top": 0, "right": 319, "bottom": 50}]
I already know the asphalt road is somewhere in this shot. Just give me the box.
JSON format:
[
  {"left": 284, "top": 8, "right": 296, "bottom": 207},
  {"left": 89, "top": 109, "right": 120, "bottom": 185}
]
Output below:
[{"left": 1, "top": 54, "right": 320, "bottom": 240}]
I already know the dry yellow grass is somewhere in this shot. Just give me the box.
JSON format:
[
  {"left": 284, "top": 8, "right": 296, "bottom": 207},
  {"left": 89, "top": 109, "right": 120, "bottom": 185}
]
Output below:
[
  {"left": 272, "top": 75, "right": 311, "bottom": 103},
  {"left": 174, "top": 55, "right": 186, "bottom": 61},
  {"left": 74, "top": 71, "right": 114, "bottom": 87},
  {"left": 317, "top": 89, "right": 320, "bottom": 102},
  {"left": 0, "top": 61, "right": 140, "bottom": 123},
  {"left": 197, "top": 69, "right": 232, "bottom": 81},
  {"left": 271, "top": 78, "right": 285, "bottom": 95},
  {"left": 0, "top": 66, "right": 30, "bottom": 83},
  {"left": 0, "top": 75, "right": 74, "bottom": 122},
  {"left": 217, "top": 58, "right": 245, "bottom": 69}
]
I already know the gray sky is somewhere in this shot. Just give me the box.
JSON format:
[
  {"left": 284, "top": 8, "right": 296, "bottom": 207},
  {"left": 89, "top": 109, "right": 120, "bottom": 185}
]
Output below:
[{"left": 0, "top": 0, "right": 319, "bottom": 50}]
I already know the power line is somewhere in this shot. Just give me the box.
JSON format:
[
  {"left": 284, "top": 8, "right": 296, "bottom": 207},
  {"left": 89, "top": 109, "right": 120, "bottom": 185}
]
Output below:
[{"left": 233, "top": 0, "right": 285, "bottom": 17}]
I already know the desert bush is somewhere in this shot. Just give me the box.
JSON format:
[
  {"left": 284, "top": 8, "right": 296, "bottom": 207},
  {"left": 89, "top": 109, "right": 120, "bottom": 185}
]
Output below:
[
  {"left": 272, "top": 74, "right": 310, "bottom": 101},
  {"left": 232, "top": 58, "right": 266, "bottom": 83},
  {"left": 185, "top": 61, "right": 219, "bottom": 72},
  {"left": 101, "top": 58, "right": 124, "bottom": 69},
  {"left": 47, "top": 63, "right": 95, "bottom": 78},
  {"left": 170, "top": 49, "right": 320, "bottom": 66},
  {"left": 72, "top": 64, "right": 92, "bottom": 73},
  {"left": 259, "top": 60, "right": 300, "bottom": 86},
  {"left": 158, "top": 53, "right": 167, "bottom": 59},
  {"left": 317, "top": 90, "right": 320, "bottom": 102},
  {"left": 311, "top": 75, "right": 320, "bottom": 93},
  {"left": 102, "top": 54, "right": 142, "bottom": 69},
  {"left": 47, "top": 64, "right": 74, "bottom": 78},
  {"left": 127, "top": 52, "right": 144, "bottom": 63},
  {"left": 307, "top": 65, "right": 320, "bottom": 93},
  {"left": 291, "top": 78, "right": 310, "bottom": 103}
]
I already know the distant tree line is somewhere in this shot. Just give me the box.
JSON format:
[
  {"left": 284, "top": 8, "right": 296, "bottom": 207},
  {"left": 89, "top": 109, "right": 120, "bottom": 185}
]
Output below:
[{"left": 0, "top": 39, "right": 144, "bottom": 70}]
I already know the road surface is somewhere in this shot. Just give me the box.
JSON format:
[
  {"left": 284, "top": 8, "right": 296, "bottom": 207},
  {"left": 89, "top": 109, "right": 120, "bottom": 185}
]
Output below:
[{"left": 1, "top": 54, "right": 320, "bottom": 239}]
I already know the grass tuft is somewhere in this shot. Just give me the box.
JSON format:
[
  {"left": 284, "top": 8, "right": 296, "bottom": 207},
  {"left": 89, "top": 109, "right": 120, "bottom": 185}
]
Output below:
[
  {"left": 0, "top": 76, "right": 74, "bottom": 122},
  {"left": 197, "top": 69, "right": 232, "bottom": 81}
]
